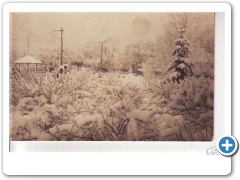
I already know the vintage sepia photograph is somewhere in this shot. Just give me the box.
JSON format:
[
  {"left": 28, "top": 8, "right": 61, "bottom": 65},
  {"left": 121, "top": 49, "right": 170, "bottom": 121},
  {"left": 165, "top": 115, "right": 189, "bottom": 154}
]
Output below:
[{"left": 9, "top": 12, "right": 214, "bottom": 141}]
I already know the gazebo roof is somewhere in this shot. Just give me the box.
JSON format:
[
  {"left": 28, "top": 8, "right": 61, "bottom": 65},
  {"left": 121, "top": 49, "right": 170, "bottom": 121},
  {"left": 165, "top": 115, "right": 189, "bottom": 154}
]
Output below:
[{"left": 14, "top": 55, "right": 43, "bottom": 64}]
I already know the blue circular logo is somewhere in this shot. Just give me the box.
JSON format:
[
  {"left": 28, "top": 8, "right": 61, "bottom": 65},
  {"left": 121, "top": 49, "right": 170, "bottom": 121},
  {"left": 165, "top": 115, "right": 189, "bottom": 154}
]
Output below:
[{"left": 217, "top": 136, "right": 238, "bottom": 156}]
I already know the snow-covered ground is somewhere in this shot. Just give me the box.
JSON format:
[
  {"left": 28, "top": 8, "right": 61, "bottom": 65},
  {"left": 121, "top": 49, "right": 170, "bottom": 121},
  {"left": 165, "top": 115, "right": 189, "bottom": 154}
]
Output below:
[
  {"left": 118, "top": 73, "right": 145, "bottom": 87},
  {"left": 9, "top": 67, "right": 213, "bottom": 141}
]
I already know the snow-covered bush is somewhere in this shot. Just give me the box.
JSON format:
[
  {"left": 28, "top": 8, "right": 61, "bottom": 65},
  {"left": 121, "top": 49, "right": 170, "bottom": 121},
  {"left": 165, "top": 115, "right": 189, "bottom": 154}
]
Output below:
[
  {"left": 10, "top": 97, "right": 56, "bottom": 141},
  {"left": 165, "top": 75, "right": 214, "bottom": 140},
  {"left": 169, "top": 75, "right": 213, "bottom": 111},
  {"left": 10, "top": 71, "right": 42, "bottom": 100},
  {"left": 152, "top": 112, "right": 212, "bottom": 141}
]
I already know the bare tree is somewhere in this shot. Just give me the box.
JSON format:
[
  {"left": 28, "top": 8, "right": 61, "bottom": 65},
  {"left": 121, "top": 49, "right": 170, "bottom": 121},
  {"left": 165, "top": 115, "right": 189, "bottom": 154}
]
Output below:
[
  {"left": 164, "top": 13, "right": 201, "bottom": 41},
  {"left": 82, "top": 42, "right": 97, "bottom": 60},
  {"left": 103, "top": 38, "right": 119, "bottom": 62},
  {"left": 198, "top": 28, "right": 214, "bottom": 55}
]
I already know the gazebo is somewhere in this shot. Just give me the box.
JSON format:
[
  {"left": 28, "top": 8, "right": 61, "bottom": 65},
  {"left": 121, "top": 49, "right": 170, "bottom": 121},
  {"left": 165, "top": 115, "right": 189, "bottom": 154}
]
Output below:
[{"left": 13, "top": 55, "right": 43, "bottom": 72}]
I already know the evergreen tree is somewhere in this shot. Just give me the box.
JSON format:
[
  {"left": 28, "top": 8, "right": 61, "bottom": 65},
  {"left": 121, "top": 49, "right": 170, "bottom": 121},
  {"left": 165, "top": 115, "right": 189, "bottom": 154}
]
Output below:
[{"left": 166, "top": 28, "right": 194, "bottom": 83}]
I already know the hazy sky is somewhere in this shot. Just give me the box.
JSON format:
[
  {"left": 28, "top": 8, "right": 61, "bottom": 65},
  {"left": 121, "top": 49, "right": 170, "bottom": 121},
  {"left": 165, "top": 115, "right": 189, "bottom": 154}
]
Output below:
[{"left": 10, "top": 13, "right": 214, "bottom": 51}]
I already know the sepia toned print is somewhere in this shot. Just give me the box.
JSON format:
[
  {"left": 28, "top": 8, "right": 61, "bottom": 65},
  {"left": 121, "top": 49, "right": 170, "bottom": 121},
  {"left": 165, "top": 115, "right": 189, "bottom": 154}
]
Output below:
[{"left": 9, "top": 13, "right": 214, "bottom": 141}]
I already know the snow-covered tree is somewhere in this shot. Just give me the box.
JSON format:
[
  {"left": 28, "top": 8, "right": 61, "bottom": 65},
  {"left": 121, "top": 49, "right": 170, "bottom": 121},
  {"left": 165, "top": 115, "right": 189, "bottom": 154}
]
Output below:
[{"left": 166, "top": 28, "right": 194, "bottom": 83}]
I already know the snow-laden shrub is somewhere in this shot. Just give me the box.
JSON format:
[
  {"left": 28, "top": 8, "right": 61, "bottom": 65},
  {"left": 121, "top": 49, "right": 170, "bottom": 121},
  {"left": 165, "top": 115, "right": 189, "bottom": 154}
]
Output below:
[
  {"left": 169, "top": 75, "right": 213, "bottom": 111},
  {"left": 195, "top": 61, "right": 214, "bottom": 79},
  {"left": 153, "top": 113, "right": 213, "bottom": 141},
  {"left": 10, "top": 102, "right": 57, "bottom": 141},
  {"left": 41, "top": 72, "right": 61, "bottom": 104},
  {"left": 40, "top": 66, "right": 85, "bottom": 105},
  {"left": 10, "top": 71, "right": 42, "bottom": 100},
  {"left": 165, "top": 75, "right": 214, "bottom": 141}
]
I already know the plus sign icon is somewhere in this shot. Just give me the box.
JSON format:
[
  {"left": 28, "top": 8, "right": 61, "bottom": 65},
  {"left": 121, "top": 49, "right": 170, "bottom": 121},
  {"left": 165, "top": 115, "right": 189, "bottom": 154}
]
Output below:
[{"left": 217, "top": 136, "right": 238, "bottom": 156}]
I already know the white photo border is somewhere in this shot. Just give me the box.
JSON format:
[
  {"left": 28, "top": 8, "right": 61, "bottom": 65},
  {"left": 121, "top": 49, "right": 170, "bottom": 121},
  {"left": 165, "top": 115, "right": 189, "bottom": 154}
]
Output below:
[{"left": 3, "top": 3, "right": 231, "bottom": 175}]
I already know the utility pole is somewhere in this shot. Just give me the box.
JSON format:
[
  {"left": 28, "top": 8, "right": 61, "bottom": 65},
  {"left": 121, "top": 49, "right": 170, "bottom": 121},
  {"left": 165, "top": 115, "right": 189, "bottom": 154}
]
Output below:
[
  {"left": 60, "top": 27, "right": 64, "bottom": 65},
  {"left": 99, "top": 41, "right": 105, "bottom": 67},
  {"left": 27, "top": 37, "right": 29, "bottom": 55},
  {"left": 54, "top": 27, "right": 64, "bottom": 65},
  {"left": 41, "top": 45, "right": 44, "bottom": 62}
]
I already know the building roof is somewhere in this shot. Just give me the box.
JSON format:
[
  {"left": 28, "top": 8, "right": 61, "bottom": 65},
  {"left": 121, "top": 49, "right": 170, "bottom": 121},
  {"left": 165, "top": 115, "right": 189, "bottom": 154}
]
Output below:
[{"left": 13, "top": 55, "right": 43, "bottom": 64}]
